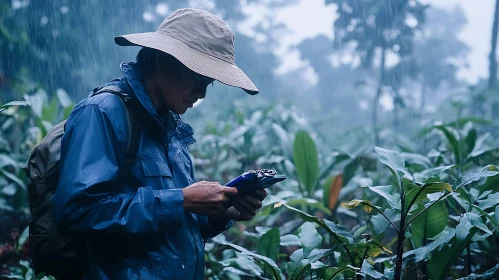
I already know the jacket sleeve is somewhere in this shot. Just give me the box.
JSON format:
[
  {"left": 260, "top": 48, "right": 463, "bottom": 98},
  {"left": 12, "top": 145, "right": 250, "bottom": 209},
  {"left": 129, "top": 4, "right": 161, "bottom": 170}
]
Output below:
[{"left": 52, "top": 101, "right": 185, "bottom": 238}]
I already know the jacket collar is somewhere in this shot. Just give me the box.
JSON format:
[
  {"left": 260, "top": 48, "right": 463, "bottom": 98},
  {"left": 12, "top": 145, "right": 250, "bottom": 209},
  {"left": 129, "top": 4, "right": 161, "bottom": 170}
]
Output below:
[{"left": 118, "top": 62, "right": 194, "bottom": 141}]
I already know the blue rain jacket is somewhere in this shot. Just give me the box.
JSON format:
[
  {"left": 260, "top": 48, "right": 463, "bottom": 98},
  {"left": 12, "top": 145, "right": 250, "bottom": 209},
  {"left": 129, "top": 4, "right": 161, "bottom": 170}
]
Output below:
[{"left": 52, "top": 62, "right": 227, "bottom": 280}]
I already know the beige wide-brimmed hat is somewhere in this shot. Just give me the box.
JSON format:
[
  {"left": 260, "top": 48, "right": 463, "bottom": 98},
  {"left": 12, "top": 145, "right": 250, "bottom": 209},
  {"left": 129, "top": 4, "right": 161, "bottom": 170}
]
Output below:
[{"left": 114, "top": 8, "right": 259, "bottom": 95}]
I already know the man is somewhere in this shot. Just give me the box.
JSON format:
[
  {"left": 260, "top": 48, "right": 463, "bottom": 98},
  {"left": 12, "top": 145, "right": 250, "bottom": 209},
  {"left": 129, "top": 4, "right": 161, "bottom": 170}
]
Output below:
[{"left": 52, "top": 8, "right": 266, "bottom": 279}]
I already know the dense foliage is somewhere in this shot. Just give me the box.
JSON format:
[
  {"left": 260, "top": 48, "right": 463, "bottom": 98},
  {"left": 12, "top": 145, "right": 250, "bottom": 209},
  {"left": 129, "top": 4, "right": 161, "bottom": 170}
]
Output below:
[{"left": 1, "top": 0, "right": 499, "bottom": 279}]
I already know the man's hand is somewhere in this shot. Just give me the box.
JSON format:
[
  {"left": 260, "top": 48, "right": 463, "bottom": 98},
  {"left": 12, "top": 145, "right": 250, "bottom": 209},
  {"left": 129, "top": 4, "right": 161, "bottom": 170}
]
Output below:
[
  {"left": 229, "top": 189, "right": 268, "bottom": 221},
  {"left": 182, "top": 181, "right": 238, "bottom": 216},
  {"left": 208, "top": 189, "right": 268, "bottom": 229}
]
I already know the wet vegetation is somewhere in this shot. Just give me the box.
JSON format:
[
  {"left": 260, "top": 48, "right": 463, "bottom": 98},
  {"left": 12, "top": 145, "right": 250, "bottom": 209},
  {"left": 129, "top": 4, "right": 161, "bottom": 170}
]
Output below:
[{"left": 1, "top": 0, "right": 499, "bottom": 279}]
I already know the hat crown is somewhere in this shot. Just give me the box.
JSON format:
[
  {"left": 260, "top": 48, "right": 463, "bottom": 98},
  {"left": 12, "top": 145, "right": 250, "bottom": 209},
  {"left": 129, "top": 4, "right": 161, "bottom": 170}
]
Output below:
[{"left": 157, "top": 8, "right": 235, "bottom": 64}]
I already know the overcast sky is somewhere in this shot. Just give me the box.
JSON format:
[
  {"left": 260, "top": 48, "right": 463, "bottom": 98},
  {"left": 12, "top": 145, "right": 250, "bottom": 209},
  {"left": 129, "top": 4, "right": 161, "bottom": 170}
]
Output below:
[{"left": 240, "top": 0, "right": 495, "bottom": 84}]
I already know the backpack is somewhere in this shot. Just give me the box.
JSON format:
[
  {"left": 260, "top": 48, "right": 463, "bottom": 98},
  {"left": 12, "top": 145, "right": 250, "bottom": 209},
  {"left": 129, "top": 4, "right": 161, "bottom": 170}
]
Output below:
[{"left": 23, "top": 85, "right": 142, "bottom": 280}]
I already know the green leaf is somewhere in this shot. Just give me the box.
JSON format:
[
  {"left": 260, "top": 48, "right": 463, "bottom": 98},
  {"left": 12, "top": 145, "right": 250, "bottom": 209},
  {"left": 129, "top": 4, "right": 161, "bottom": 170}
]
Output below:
[
  {"left": 413, "top": 165, "right": 455, "bottom": 183},
  {"left": 299, "top": 222, "right": 322, "bottom": 256},
  {"left": 427, "top": 226, "right": 477, "bottom": 279},
  {"left": 371, "top": 209, "right": 400, "bottom": 237},
  {"left": 325, "top": 266, "right": 359, "bottom": 280},
  {"left": 368, "top": 185, "right": 400, "bottom": 210},
  {"left": 0, "top": 101, "right": 30, "bottom": 113},
  {"left": 280, "top": 234, "right": 301, "bottom": 247},
  {"left": 478, "top": 165, "right": 499, "bottom": 193},
  {"left": 411, "top": 201, "right": 448, "bottom": 247},
  {"left": 293, "top": 130, "right": 319, "bottom": 197},
  {"left": 1, "top": 169, "right": 26, "bottom": 190},
  {"left": 403, "top": 229, "right": 455, "bottom": 264},
  {"left": 401, "top": 152, "right": 432, "bottom": 168},
  {"left": 220, "top": 243, "right": 285, "bottom": 280},
  {"left": 471, "top": 204, "right": 499, "bottom": 230},
  {"left": 286, "top": 198, "right": 332, "bottom": 215},
  {"left": 458, "top": 263, "right": 499, "bottom": 280},
  {"left": 257, "top": 228, "right": 280, "bottom": 262},
  {"left": 63, "top": 105, "right": 75, "bottom": 120},
  {"left": 478, "top": 192, "right": 499, "bottom": 210},
  {"left": 374, "top": 147, "right": 412, "bottom": 188},
  {"left": 56, "top": 88, "right": 73, "bottom": 108},
  {"left": 361, "top": 261, "right": 388, "bottom": 279},
  {"left": 425, "top": 125, "right": 462, "bottom": 164},
  {"left": 404, "top": 183, "right": 452, "bottom": 212},
  {"left": 16, "top": 226, "right": 29, "bottom": 252},
  {"left": 453, "top": 170, "right": 499, "bottom": 190},
  {"left": 282, "top": 204, "right": 353, "bottom": 245}
]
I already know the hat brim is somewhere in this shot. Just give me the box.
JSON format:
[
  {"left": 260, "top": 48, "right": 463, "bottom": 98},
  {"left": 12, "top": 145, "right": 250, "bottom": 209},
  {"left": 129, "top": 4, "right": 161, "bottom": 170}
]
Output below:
[{"left": 114, "top": 32, "right": 259, "bottom": 95}]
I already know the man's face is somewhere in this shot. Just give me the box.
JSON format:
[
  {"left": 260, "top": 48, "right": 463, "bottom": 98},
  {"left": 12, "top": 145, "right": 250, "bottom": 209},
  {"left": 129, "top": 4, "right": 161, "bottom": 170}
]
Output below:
[{"left": 150, "top": 69, "right": 214, "bottom": 114}]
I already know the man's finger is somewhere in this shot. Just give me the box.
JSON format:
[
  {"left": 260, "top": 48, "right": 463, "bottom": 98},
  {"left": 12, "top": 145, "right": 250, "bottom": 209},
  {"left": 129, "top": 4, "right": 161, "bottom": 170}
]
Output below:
[
  {"left": 222, "top": 186, "right": 239, "bottom": 196},
  {"left": 241, "top": 196, "right": 262, "bottom": 209}
]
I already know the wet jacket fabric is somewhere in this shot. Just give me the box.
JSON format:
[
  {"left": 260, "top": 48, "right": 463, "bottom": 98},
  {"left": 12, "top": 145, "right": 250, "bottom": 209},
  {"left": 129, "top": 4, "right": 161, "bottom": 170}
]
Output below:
[{"left": 52, "top": 62, "right": 225, "bottom": 280}]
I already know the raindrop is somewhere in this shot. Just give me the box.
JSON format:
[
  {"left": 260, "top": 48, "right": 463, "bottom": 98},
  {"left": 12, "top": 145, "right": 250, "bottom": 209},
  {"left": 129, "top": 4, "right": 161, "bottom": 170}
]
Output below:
[
  {"left": 156, "top": 3, "right": 169, "bottom": 17},
  {"left": 60, "top": 6, "right": 69, "bottom": 14},
  {"left": 41, "top": 16, "right": 48, "bottom": 26}
]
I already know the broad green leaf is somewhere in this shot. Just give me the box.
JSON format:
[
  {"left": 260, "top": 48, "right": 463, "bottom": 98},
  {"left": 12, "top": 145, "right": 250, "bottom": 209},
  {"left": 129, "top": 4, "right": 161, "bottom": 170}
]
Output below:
[
  {"left": 368, "top": 185, "right": 400, "bottom": 210},
  {"left": 0, "top": 101, "right": 30, "bottom": 113},
  {"left": 478, "top": 165, "right": 499, "bottom": 193},
  {"left": 307, "top": 248, "right": 332, "bottom": 263},
  {"left": 364, "top": 240, "right": 393, "bottom": 256},
  {"left": 272, "top": 123, "right": 292, "bottom": 158},
  {"left": 404, "top": 183, "right": 452, "bottom": 212},
  {"left": 325, "top": 266, "right": 359, "bottom": 280},
  {"left": 221, "top": 243, "right": 285, "bottom": 280},
  {"left": 427, "top": 227, "right": 477, "bottom": 280},
  {"left": 370, "top": 209, "right": 400, "bottom": 237},
  {"left": 471, "top": 205, "right": 499, "bottom": 230},
  {"left": 403, "top": 229, "right": 455, "bottom": 264},
  {"left": 293, "top": 130, "right": 319, "bottom": 196},
  {"left": 290, "top": 263, "right": 311, "bottom": 280},
  {"left": 478, "top": 192, "right": 499, "bottom": 210},
  {"left": 286, "top": 198, "right": 332, "bottom": 215},
  {"left": 282, "top": 204, "right": 352, "bottom": 245},
  {"left": 323, "top": 219, "right": 354, "bottom": 244},
  {"left": 299, "top": 222, "right": 322, "bottom": 256},
  {"left": 56, "top": 88, "right": 73, "bottom": 108},
  {"left": 41, "top": 95, "right": 58, "bottom": 123},
  {"left": 458, "top": 263, "right": 499, "bottom": 280},
  {"left": 280, "top": 234, "right": 301, "bottom": 247},
  {"left": 413, "top": 165, "right": 455, "bottom": 183},
  {"left": 1, "top": 169, "right": 26, "bottom": 190},
  {"left": 340, "top": 199, "right": 375, "bottom": 214},
  {"left": 374, "top": 147, "right": 413, "bottom": 188},
  {"left": 454, "top": 170, "right": 499, "bottom": 190},
  {"left": 26, "top": 90, "right": 48, "bottom": 118},
  {"left": 411, "top": 201, "right": 448, "bottom": 247},
  {"left": 361, "top": 261, "right": 388, "bottom": 279},
  {"left": 430, "top": 125, "right": 462, "bottom": 164},
  {"left": 257, "top": 228, "right": 280, "bottom": 262},
  {"left": 401, "top": 152, "right": 432, "bottom": 168}
]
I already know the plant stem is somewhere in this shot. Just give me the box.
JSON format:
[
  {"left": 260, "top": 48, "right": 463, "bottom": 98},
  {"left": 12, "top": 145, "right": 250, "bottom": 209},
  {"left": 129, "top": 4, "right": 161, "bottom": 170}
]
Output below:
[
  {"left": 465, "top": 244, "right": 471, "bottom": 276},
  {"left": 394, "top": 182, "right": 406, "bottom": 280},
  {"left": 361, "top": 202, "right": 399, "bottom": 233}
]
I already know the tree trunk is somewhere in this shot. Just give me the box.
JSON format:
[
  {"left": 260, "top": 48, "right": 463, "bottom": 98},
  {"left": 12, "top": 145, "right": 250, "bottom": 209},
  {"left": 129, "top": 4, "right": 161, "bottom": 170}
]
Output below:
[
  {"left": 488, "top": 0, "right": 499, "bottom": 89},
  {"left": 373, "top": 46, "right": 386, "bottom": 145}
]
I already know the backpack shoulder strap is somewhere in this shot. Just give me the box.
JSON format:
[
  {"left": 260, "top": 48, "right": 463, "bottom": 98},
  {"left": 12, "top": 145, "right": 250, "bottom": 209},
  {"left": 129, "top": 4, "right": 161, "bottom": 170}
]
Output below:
[{"left": 93, "top": 85, "right": 141, "bottom": 184}]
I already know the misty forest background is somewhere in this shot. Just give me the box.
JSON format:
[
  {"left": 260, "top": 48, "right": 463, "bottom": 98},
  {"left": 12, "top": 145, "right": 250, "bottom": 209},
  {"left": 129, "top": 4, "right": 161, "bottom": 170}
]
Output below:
[{"left": 2, "top": 0, "right": 499, "bottom": 279}]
